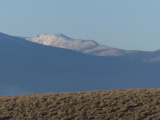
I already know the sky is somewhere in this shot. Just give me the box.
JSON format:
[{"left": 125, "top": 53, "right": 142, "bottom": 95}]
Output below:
[{"left": 0, "top": 0, "right": 160, "bottom": 51}]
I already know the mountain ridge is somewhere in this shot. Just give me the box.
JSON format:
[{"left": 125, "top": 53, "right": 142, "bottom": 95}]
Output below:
[
  {"left": 26, "top": 34, "right": 138, "bottom": 56},
  {"left": 26, "top": 33, "right": 160, "bottom": 62},
  {"left": 1, "top": 32, "right": 160, "bottom": 95}
]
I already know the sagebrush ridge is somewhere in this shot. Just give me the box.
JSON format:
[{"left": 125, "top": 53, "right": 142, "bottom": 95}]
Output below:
[{"left": 1, "top": 88, "right": 160, "bottom": 120}]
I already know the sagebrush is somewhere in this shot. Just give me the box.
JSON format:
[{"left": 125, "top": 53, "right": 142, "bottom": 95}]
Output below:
[{"left": 1, "top": 88, "right": 160, "bottom": 120}]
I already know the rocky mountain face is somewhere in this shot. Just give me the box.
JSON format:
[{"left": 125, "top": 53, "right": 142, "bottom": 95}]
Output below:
[{"left": 1, "top": 32, "right": 160, "bottom": 95}]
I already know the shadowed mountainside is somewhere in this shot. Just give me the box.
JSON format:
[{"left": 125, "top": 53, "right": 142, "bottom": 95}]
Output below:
[
  {"left": 1, "top": 89, "right": 160, "bottom": 119},
  {"left": 1, "top": 32, "right": 160, "bottom": 95}
]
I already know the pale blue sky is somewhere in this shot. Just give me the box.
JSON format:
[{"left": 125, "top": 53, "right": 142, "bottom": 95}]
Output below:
[{"left": 0, "top": 0, "right": 160, "bottom": 51}]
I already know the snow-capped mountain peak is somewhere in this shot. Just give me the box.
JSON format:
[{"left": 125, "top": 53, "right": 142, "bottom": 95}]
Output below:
[
  {"left": 26, "top": 34, "right": 101, "bottom": 53},
  {"left": 36, "top": 34, "right": 72, "bottom": 40},
  {"left": 26, "top": 34, "right": 134, "bottom": 56}
]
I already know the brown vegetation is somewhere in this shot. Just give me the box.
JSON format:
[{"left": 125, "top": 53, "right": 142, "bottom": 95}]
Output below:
[{"left": 1, "top": 88, "right": 160, "bottom": 120}]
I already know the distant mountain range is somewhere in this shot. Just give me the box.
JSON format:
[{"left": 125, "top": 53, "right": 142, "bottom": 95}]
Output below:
[
  {"left": 1, "top": 32, "right": 160, "bottom": 95},
  {"left": 26, "top": 34, "right": 136, "bottom": 56},
  {"left": 26, "top": 34, "right": 160, "bottom": 62}
]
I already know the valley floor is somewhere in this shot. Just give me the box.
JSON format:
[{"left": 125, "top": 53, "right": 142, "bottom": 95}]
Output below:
[{"left": 1, "top": 88, "right": 160, "bottom": 120}]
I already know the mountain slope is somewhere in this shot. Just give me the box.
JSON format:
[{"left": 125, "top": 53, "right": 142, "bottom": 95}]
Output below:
[
  {"left": 1, "top": 32, "right": 160, "bottom": 95},
  {"left": 26, "top": 34, "right": 136, "bottom": 56},
  {"left": 26, "top": 34, "right": 160, "bottom": 62}
]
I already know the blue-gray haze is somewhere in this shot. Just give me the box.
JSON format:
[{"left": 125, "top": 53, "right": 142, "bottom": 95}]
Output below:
[{"left": 1, "top": 33, "right": 160, "bottom": 95}]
